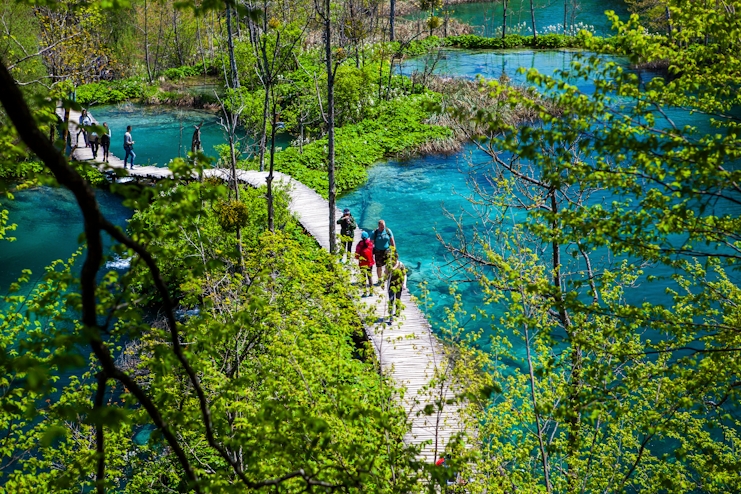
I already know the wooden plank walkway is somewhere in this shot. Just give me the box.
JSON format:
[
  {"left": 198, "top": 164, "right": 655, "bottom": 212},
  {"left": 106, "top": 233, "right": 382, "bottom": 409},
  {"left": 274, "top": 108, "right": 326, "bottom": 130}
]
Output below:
[{"left": 59, "top": 106, "right": 465, "bottom": 463}]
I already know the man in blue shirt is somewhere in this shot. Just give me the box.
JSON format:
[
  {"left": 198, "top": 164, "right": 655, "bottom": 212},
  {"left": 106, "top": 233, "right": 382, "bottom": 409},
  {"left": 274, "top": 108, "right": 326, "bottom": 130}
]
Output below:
[{"left": 371, "top": 219, "right": 395, "bottom": 283}]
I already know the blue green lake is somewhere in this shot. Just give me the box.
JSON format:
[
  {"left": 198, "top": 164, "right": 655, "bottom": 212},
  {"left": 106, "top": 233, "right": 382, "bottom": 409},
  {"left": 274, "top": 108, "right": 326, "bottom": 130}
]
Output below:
[
  {"left": 89, "top": 103, "right": 290, "bottom": 168},
  {"left": 406, "top": 0, "right": 630, "bottom": 37}
]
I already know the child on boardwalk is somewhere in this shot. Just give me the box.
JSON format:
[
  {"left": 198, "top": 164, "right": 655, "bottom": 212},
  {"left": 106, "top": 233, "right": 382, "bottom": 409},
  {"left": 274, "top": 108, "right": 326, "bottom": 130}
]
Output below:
[
  {"left": 386, "top": 250, "right": 407, "bottom": 322},
  {"left": 355, "top": 231, "right": 374, "bottom": 296}
]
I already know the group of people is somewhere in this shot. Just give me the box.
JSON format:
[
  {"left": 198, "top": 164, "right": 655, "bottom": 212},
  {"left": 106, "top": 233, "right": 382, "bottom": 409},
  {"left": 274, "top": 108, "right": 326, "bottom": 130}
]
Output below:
[
  {"left": 77, "top": 109, "right": 136, "bottom": 169},
  {"left": 337, "top": 209, "right": 408, "bottom": 321}
]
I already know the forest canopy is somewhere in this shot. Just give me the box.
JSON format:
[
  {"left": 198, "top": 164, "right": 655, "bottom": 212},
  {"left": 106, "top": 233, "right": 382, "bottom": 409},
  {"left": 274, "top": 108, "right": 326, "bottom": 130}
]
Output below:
[{"left": 1, "top": 0, "right": 741, "bottom": 492}]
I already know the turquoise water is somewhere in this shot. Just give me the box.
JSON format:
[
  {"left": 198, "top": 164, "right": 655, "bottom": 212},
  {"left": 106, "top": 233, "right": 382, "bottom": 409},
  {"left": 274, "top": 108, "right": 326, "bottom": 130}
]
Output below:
[
  {"left": 0, "top": 187, "right": 132, "bottom": 295},
  {"left": 340, "top": 146, "right": 497, "bottom": 334},
  {"left": 407, "top": 0, "right": 630, "bottom": 37},
  {"left": 90, "top": 103, "right": 290, "bottom": 168}
]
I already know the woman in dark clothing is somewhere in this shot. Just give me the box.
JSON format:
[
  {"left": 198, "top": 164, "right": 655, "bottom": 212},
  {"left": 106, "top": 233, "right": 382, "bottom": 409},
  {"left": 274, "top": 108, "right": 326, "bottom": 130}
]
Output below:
[{"left": 100, "top": 122, "right": 111, "bottom": 162}]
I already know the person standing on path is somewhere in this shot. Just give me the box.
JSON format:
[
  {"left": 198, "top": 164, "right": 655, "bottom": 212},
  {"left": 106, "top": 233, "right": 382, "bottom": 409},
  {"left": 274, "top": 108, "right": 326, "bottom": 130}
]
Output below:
[
  {"left": 336, "top": 208, "right": 356, "bottom": 257},
  {"left": 78, "top": 109, "right": 92, "bottom": 147},
  {"left": 371, "top": 219, "right": 395, "bottom": 283},
  {"left": 123, "top": 125, "right": 136, "bottom": 169},
  {"left": 355, "top": 231, "right": 375, "bottom": 296},
  {"left": 386, "top": 251, "right": 407, "bottom": 322},
  {"left": 89, "top": 130, "right": 99, "bottom": 160},
  {"left": 100, "top": 122, "right": 111, "bottom": 162}
]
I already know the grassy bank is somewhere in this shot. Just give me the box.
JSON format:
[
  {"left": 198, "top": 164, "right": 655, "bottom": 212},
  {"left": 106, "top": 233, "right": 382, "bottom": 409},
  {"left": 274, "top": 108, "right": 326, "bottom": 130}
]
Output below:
[{"left": 247, "top": 93, "right": 452, "bottom": 198}]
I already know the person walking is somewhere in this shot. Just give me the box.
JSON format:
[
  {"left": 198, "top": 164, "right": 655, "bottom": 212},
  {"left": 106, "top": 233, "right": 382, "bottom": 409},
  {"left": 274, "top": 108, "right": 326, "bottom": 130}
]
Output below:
[
  {"left": 336, "top": 208, "right": 356, "bottom": 258},
  {"left": 100, "top": 122, "right": 111, "bottom": 162},
  {"left": 78, "top": 109, "right": 92, "bottom": 147},
  {"left": 355, "top": 231, "right": 375, "bottom": 296},
  {"left": 123, "top": 125, "right": 136, "bottom": 169},
  {"left": 371, "top": 219, "right": 395, "bottom": 283},
  {"left": 89, "top": 129, "right": 99, "bottom": 160},
  {"left": 386, "top": 251, "right": 407, "bottom": 322}
]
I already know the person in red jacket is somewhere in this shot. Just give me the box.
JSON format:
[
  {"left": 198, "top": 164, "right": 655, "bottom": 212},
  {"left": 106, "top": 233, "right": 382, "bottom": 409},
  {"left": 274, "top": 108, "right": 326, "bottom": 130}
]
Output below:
[{"left": 355, "top": 231, "right": 375, "bottom": 296}]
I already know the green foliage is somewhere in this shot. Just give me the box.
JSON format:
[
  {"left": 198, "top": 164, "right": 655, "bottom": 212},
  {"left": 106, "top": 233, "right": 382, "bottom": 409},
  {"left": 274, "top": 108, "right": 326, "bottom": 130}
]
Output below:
[
  {"left": 391, "top": 36, "right": 444, "bottom": 56},
  {"left": 215, "top": 198, "right": 249, "bottom": 232},
  {"left": 444, "top": 32, "right": 599, "bottom": 50},
  {"left": 76, "top": 77, "right": 152, "bottom": 105},
  {"left": 441, "top": 3, "right": 741, "bottom": 493},
  {"left": 265, "top": 94, "right": 451, "bottom": 197},
  {"left": 120, "top": 179, "right": 421, "bottom": 490},
  {"left": 163, "top": 59, "right": 221, "bottom": 80},
  {"left": 0, "top": 257, "right": 138, "bottom": 492}
]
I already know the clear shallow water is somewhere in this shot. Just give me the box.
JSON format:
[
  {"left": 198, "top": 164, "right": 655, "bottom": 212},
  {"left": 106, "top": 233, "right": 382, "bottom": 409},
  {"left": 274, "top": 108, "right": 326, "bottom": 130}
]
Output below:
[
  {"left": 0, "top": 187, "right": 132, "bottom": 297},
  {"left": 406, "top": 0, "right": 630, "bottom": 37},
  {"left": 401, "top": 48, "right": 627, "bottom": 92},
  {"left": 90, "top": 103, "right": 290, "bottom": 168},
  {"left": 340, "top": 145, "right": 500, "bottom": 338}
]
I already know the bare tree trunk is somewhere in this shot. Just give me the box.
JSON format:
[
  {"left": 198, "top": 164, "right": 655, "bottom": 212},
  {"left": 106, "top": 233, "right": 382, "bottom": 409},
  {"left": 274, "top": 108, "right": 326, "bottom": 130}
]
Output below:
[
  {"left": 325, "top": 0, "right": 337, "bottom": 253},
  {"left": 226, "top": 6, "right": 240, "bottom": 88},
  {"left": 258, "top": 86, "right": 269, "bottom": 172},
  {"left": 153, "top": 8, "right": 165, "bottom": 77},
  {"left": 389, "top": 0, "right": 395, "bottom": 41},
  {"left": 564, "top": 0, "right": 568, "bottom": 34},
  {"left": 530, "top": 0, "right": 537, "bottom": 39},
  {"left": 229, "top": 130, "right": 246, "bottom": 274},
  {"left": 144, "top": 0, "right": 153, "bottom": 83},
  {"left": 666, "top": 6, "right": 673, "bottom": 41},
  {"left": 267, "top": 90, "right": 277, "bottom": 232},
  {"left": 549, "top": 191, "right": 580, "bottom": 493},
  {"left": 521, "top": 305, "right": 552, "bottom": 494},
  {"left": 63, "top": 105, "right": 71, "bottom": 157},
  {"left": 173, "top": 6, "right": 184, "bottom": 66},
  {"left": 502, "top": 0, "right": 508, "bottom": 38}
]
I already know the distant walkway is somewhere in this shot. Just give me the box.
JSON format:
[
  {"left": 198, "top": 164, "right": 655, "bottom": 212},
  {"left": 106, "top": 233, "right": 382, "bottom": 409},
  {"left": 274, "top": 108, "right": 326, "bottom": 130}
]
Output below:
[{"left": 58, "top": 106, "right": 466, "bottom": 463}]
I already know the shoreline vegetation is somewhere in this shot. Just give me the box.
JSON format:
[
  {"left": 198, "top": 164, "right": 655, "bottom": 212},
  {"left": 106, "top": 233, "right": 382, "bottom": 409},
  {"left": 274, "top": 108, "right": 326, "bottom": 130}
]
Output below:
[{"left": 74, "top": 32, "right": 613, "bottom": 198}]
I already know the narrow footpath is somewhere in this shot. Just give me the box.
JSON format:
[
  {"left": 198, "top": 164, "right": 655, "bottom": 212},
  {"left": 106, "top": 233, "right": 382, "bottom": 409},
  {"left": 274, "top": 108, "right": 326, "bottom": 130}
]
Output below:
[{"left": 59, "top": 106, "right": 466, "bottom": 463}]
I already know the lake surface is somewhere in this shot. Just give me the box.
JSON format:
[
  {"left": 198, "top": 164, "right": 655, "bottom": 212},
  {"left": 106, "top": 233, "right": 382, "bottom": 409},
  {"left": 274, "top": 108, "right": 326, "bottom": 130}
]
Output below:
[
  {"left": 406, "top": 0, "right": 631, "bottom": 37},
  {"left": 90, "top": 103, "right": 290, "bottom": 168},
  {"left": 0, "top": 187, "right": 132, "bottom": 299},
  {"left": 1, "top": 44, "right": 729, "bottom": 355}
]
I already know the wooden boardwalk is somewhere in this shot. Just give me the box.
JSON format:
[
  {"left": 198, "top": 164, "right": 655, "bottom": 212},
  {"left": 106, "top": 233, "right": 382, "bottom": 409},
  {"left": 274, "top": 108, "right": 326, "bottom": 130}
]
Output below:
[{"left": 59, "top": 106, "right": 465, "bottom": 463}]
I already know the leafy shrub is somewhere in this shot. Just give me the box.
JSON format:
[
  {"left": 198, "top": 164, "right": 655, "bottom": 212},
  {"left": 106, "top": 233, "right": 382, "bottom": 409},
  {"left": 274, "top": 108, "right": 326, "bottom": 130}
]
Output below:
[
  {"left": 530, "top": 33, "right": 570, "bottom": 49},
  {"left": 76, "top": 78, "right": 149, "bottom": 105},
  {"left": 264, "top": 94, "right": 451, "bottom": 197},
  {"left": 163, "top": 59, "right": 221, "bottom": 80},
  {"left": 216, "top": 199, "right": 250, "bottom": 232},
  {"left": 443, "top": 33, "right": 605, "bottom": 50},
  {"left": 392, "top": 36, "right": 443, "bottom": 56}
]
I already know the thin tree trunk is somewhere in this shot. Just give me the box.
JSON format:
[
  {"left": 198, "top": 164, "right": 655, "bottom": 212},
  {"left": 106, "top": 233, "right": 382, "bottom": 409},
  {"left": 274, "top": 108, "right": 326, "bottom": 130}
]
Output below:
[
  {"left": 229, "top": 131, "right": 245, "bottom": 274},
  {"left": 63, "top": 106, "right": 70, "bottom": 157},
  {"left": 153, "top": 8, "right": 165, "bottom": 77},
  {"left": 502, "top": 0, "right": 508, "bottom": 38},
  {"left": 226, "top": 6, "right": 240, "bottom": 88},
  {"left": 173, "top": 7, "right": 184, "bottom": 66},
  {"left": 267, "top": 91, "right": 277, "bottom": 232},
  {"left": 550, "top": 192, "right": 580, "bottom": 493},
  {"left": 144, "top": 0, "right": 153, "bottom": 83},
  {"left": 390, "top": 0, "right": 395, "bottom": 41},
  {"left": 258, "top": 88, "right": 269, "bottom": 171},
  {"left": 521, "top": 308, "right": 552, "bottom": 493},
  {"left": 666, "top": 6, "right": 673, "bottom": 41},
  {"left": 530, "top": 0, "right": 537, "bottom": 39},
  {"left": 325, "top": 0, "right": 337, "bottom": 253},
  {"left": 564, "top": 0, "right": 568, "bottom": 34}
]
